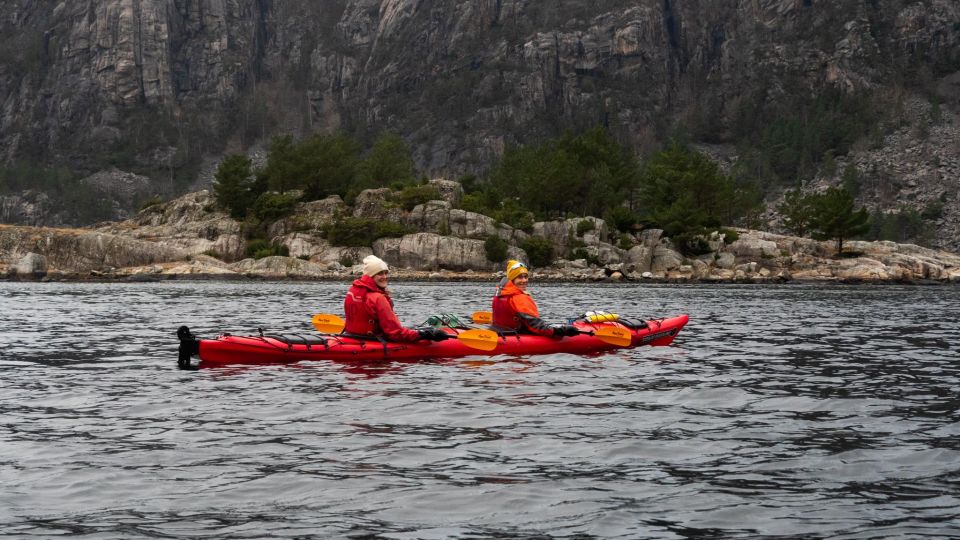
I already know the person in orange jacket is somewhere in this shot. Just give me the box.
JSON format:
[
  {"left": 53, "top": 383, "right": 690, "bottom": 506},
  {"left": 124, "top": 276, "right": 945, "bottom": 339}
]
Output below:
[
  {"left": 344, "top": 255, "right": 448, "bottom": 342},
  {"left": 491, "top": 260, "right": 579, "bottom": 337}
]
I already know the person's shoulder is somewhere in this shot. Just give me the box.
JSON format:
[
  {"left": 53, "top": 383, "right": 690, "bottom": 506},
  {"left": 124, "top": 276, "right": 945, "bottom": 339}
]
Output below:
[
  {"left": 368, "top": 288, "right": 389, "bottom": 302},
  {"left": 351, "top": 276, "right": 379, "bottom": 291}
]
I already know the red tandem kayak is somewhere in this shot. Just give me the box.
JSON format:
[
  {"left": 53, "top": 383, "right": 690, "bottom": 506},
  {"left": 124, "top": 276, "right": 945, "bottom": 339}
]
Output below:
[{"left": 176, "top": 314, "right": 688, "bottom": 369}]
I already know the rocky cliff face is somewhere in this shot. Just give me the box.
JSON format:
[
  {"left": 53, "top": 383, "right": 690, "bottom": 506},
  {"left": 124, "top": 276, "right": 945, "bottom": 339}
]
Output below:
[{"left": 1, "top": 1, "right": 959, "bottom": 247}]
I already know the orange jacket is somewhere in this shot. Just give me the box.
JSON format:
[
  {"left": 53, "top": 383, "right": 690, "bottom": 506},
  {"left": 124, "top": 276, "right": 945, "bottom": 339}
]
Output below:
[
  {"left": 491, "top": 281, "right": 554, "bottom": 336},
  {"left": 344, "top": 275, "right": 421, "bottom": 342}
]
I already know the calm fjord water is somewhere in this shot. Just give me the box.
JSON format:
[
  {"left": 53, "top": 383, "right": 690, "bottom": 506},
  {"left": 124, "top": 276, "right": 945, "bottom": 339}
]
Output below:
[{"left": 1, "top": 281, "right": 958, "bottom": 538}]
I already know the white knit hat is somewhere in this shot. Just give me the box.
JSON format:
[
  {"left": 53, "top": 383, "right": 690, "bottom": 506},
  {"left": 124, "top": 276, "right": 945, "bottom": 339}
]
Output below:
[{"left": 362, "top": 255, "right": 389, "bottom": 277}]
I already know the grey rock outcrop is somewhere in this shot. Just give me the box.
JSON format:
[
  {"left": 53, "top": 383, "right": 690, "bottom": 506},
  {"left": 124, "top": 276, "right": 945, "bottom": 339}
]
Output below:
[
  {"left": 427, "top": 179, "right": 464, "bottom": 207},
  {"left": 374, "top": 233, "right": 524, "bottom": 272},
  {"left": 405, "top": 200, "right": 526, "bottom": 243},
  {"left": 0, "top": 224, "right": 186, "bottom": 273},
  {"left": 11, "top": 252, "right": 47, "bottom": 276},
  {"left": 312, "top": 246, "right": 373, "bottom": 268},
  {"left": 268, "top": 196, "right": 346, "bottom": 238},
  {"left": 353, "top": 189, "right": 403, "bottom": 222},
  {"left": 0, "top": 191, "right": 55, "bottom": 226},
  {"left": 97, "top": 191, "right": 244, "bottom": 261},
  {"left": 80, "top": 168, "right": 154, "bottom": 219},
  {"left": 533, "top": 217, "right": 613, "bottom": 258},
  {"left": 623, "top": 229, "right": 663, "bottom": 273},
  {"left": 230, "top": 256, "right": 330, "bottom": 279}
]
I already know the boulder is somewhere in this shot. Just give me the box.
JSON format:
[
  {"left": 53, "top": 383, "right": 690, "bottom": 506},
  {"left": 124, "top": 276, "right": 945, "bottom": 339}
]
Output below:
[
  {"left": 269, "top": 195, "right": 346, "bottom": 236},
  {"left": 690, "top": 259, "right": 711, "bottom": 278},
  {"left": 728, "top": 232, "right": 780, "bottom": 259},
  {"left": 715, "top": 252, "right": 736, "bottom": 269},
  {"left": 623, "top": 245, "right": 654, "bottom": 273},
  {"left": 274, "top": 232, "right": 331, "bottom": 259},
  {"left": 581, "top": 242, "right": 626, "bottom": 265},
  {"left": 835, "top": 260, "right": 905, "bottom": 281},
  {"left": 637, "top": 229, "right": 664, "bottom": 247},
  {"left": 427, "top": 178, "right": 464, "bottom": 207},
  {"left": 447, "top": 207, "right": 494, "bottom": 238},
  {"left": 531, "top": 219, "right": 575, "bottom": 256},
  {"left": 533, "top": 217, "right": 611, "bottom": 257},
  {"left": 405, "top": 200, "right": 455, "bottom": 233},
  {"left": 650, "top": 243, "right": 684, "bottom": 273},
  {"left": 13, "top": 252, "right": 48, "bottom": 276},
  {"left": 353, "top": 188, "right": 403, "bottom": 222}
]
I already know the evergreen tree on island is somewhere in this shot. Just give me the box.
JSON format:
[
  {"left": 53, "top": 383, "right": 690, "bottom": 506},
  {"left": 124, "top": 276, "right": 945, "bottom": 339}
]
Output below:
[{"left": 810, "top": 187, "right": 870, "bottom": 255}]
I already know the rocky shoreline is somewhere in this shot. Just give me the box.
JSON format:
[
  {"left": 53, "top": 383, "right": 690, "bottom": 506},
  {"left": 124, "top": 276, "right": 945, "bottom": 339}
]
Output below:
[
  {"left": 2, "top": 184, "right": 960, "bottom": 285},
  {"left": 3, "top": 271, "right": 955, "bottom": 286},
  {"left": 4, "top": 237, "right": 958, "bottom": 286}
]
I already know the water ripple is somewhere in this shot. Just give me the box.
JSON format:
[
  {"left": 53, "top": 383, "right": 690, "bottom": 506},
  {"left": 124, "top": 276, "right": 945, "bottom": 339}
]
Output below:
[{"left": 1, "top": 281, "right": 958, "bottom": 538}]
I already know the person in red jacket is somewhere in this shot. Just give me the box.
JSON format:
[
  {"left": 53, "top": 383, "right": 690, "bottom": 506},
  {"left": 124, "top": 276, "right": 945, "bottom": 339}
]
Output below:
[
  {"left": 491, "top": 260, "right": 578, "bottom": 337},
  {"left": 344, "top": 255, "right": 448, "bottom": 342}
]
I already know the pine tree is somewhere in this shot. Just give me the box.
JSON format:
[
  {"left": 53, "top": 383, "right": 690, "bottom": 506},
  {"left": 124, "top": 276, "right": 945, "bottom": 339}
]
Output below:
[
  {"left": 810, "top": 187, "right": 870, "bottom": 255},
  {"left": 357, "top": 133, "right": 416, "bottom": 190},
  {"left": 778, "top": 188, "right": 817, "bottom": 237},
  {"left": 213, "top": 155, "right": 254, "bottom": 220}
]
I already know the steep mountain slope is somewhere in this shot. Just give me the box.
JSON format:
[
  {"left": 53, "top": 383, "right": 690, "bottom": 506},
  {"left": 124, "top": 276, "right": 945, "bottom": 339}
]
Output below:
[{"left": 1, "top": 0, "right": 958, "bottom": 247}]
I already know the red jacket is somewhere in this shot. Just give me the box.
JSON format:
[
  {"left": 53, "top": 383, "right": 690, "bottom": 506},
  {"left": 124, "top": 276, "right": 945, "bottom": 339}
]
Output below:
[
  {"left": 491, "top": 281, "right": 554, "bottom": 336},
  {"left": 344, "top": 275, "right": 421, "bottom": 342}
]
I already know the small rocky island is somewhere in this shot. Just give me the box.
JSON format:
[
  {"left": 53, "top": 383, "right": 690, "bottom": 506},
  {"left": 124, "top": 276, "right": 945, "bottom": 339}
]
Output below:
[{"left": 2, "top": 180, "right": 959, "bottom": 284}]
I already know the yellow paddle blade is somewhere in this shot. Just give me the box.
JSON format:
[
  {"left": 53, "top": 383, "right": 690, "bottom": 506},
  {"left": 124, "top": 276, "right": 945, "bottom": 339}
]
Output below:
[
  {"left": 456, "top": 328, "right": 499, "bottom": 352},
  {"left": 312, "top": 313, "right": 345, "bottom": 334},
  {"left": 591, "top": 326, "right": 632, "bottom": 347},
  {"left": 471, "top": 311, "right": 493, "bottom": 324}
]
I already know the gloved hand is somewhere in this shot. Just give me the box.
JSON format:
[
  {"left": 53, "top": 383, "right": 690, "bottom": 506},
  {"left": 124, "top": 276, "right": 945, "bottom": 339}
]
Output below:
[
  {"left": 552, "top": 324, "right": 580, "bottom": 338},
  {"left": 418, "top": 327, "right": 450, "bottom": 341}
]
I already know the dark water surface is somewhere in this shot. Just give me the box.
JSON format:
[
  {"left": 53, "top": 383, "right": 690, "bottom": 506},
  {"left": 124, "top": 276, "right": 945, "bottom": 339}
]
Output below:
[{"left": 1, "top": 281, "right": 958, "bottom": 538}]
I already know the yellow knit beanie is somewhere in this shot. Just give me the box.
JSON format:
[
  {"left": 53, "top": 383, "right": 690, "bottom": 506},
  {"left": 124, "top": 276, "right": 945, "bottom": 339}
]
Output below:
[{"left": 505, "top": 260, "right": 528, "bottom": 282}]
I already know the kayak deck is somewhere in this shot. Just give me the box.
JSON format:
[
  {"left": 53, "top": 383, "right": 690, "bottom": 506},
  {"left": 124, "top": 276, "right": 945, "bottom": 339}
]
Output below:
[{"left": 177, "top": 314, "right": 688, "bottom": 369}]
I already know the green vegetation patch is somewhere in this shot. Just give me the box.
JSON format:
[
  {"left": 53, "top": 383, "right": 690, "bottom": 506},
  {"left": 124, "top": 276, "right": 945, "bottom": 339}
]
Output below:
[
  {"left": 325, "top": 217, "right": 412, "bottom": 247},
  {"left": 484, "top": 236, "right": 509, "bottom": 263}
]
